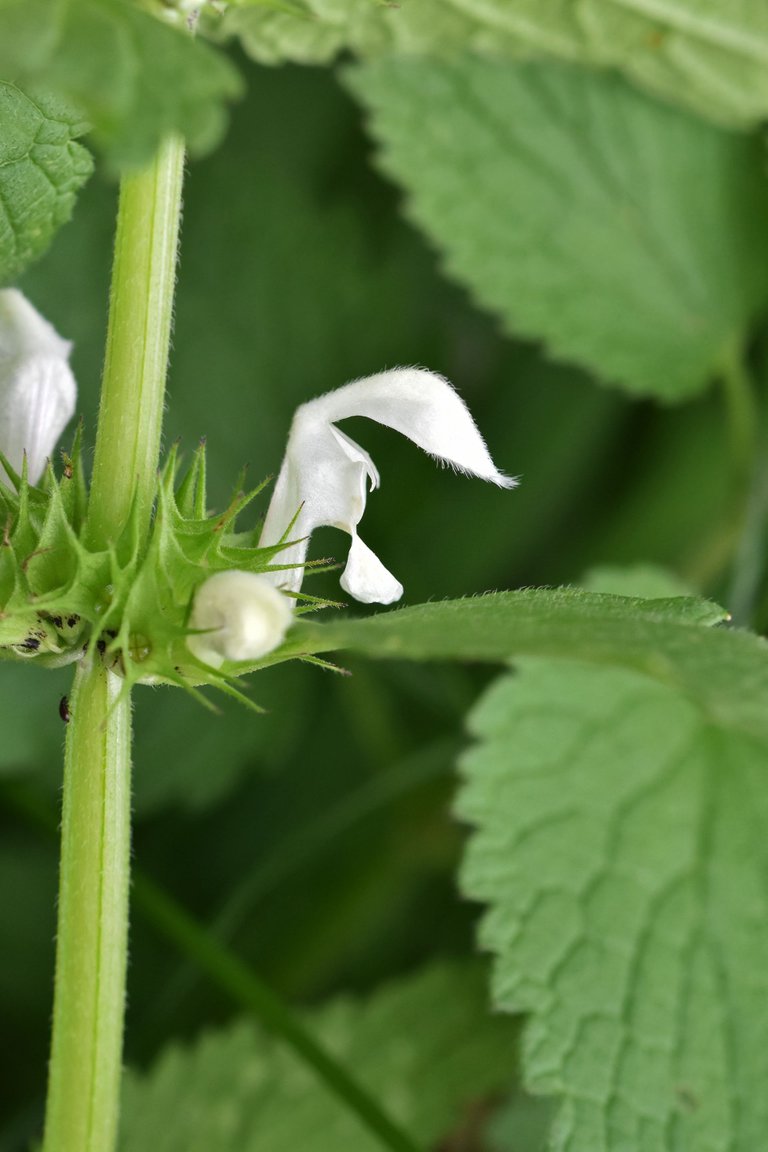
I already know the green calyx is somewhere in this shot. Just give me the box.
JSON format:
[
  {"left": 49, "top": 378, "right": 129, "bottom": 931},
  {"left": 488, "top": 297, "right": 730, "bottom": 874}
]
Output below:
[{"left": 0, "top": 437, "right": 310, "bottom": 708}]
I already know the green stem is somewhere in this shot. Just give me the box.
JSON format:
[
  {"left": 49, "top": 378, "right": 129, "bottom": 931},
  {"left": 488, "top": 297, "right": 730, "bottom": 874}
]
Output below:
[
  {"left": 688, "top": 344, "right": 762, "bottom": 599},
  {"left": 42, "top": 662, "right": 132, "bottom": 1152},
  {"left": 719, "top": 343, "right": 767, "bottom": 626},
  {"left": 86, "top": 134, "right": 185, "bottom": 548},
  {"left": 720, "top": 339, "right": 757, "bottom": 500},
  {"left": 43, "top": 135, "right": 185, "bottom": 1152},
  {"left": 131, "top": 873, "right": 423, "bottom": 1152},
  {"left": 726, "top": 460, "right": 768, "bottom": 627}
]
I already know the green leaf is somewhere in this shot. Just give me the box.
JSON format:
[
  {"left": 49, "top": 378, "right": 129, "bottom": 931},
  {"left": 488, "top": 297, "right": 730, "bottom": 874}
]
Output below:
[
  {"left": 457, "top": 655, "right": 768, "bottom": 1150},
  {"left": 216, "top": 0, "right": 524, "bottom": 65},
  {"left": 268, "top": 585, "right": 768, "bottom": 746},
  {"left": 119, "top": 963, "right": 517, "bottom": 1151},
  {"left": 0, "top": 83, "right": 92, "bottom": 283},
  {"left": 347, "top": 57, "right": 768, "bottom": 400},
  {"left": 573, "top": 0, "right": 768, "bottom": 129},
  {"left": 219, "top": 0, "right": 768, "bottom": 131},
  {"left": 0, "top": 0, "right": 242, "bottom": 168},
  {"left": 470, "top": 0, "right": 768, "bottom": 131},
  {"left": 292, "top": 589, "right": 731, "bottom": 656},
  {"left": 276, "top": 582, "right": 768, "bottom": 696},
  {"left": 0, "top": 0, "right": 62, "bottom": 72}
]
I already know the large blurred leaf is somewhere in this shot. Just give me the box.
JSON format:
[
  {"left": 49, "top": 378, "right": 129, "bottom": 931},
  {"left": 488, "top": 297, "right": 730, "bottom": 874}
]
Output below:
[
  {"left": 0, "top": 83, "right": 91, "bottom": 283},
  {"left": 120, "top": 963, "right": 516, "bottom": 1151},
  {"left": 220, "top": 0, "right": 768, "bottom": 130},
  {"left": 0, "top": 0, "right": 242, "bottom": 168},
  {"left": 217, "top": 0, "right": 523, "bottom": 64},
  {"left": 458, "top": 656, "right": 768, "bottom": 1151},
  {"left": 349, "top": 57, "right": 768, "bottom": 400},
  {"left": 574, "top": 0, "right": 768, "bottom": 128}
]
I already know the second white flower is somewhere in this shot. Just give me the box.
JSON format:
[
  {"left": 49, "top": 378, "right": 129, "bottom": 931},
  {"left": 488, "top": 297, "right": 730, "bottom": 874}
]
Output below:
[
  {"left": 0, "top": 289, "right": 76, "bottom": 485},
  {"left": 259, "top": 367, "right": 515, "bottom": 605}
]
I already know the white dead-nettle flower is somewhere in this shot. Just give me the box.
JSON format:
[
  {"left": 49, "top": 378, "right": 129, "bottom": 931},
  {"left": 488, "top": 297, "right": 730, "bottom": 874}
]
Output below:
[
  {"left": 0, "top": 289, "right": 77, "bottom": 485},
  {"left": 260, "top": 367, "right": 515, "bottom": 605},
  {"left": 187, "top": 570, "right": 293, "bottom": 668}
]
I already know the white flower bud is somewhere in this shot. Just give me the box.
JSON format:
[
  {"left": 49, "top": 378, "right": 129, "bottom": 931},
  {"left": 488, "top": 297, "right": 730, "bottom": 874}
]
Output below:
[
  {"left": 0, "top": 289, "right": 77, "bottom": 484},
  {"left": 187, "top": 570, "right": 292, "bottom": 668}
]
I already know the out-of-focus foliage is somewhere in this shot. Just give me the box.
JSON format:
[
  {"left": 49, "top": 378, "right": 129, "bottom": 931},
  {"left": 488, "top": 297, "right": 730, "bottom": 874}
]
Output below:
[
  {"left": 0, "top": 84, "right": 91, "bottom": 284},
  {"left": 219, "top": 0, "right": 768, "bottom": 129},
  {"left": 0, "top": 0, "right": 242, "bottom": 168},
  {"left": 581, "top": 562, "right": 695, "bottom": 599},
  {"left": 216, "top": 0, "right": 522, "bottom": 64},
  {"left": 488, "top": 1089, "right": 553, "bottom": 1152},
  {"left": 120, "top": 963, "right": 516, "bottom": 1151},
  {"left": 348, "top": 58, "right": 768, "bottom": 400}
]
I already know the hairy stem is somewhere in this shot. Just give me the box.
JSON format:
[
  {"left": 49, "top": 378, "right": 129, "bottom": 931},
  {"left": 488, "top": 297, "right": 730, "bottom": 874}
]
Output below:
[
  {"left": 42, "top": 663, "right": 132, "bottom": 1152},
  {"left": 43, "top": 135, "right": 185, "bottom": 1152},
  {"left": 86, "top": 134, "right": 185, "bottom": 548}
]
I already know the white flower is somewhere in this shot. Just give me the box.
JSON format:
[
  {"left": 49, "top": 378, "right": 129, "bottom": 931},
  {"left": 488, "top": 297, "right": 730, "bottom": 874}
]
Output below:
[
  {"left": 260, "top": 367, "right": 515, "bottom": 605},
  {"left": 0, "top": 289, "right": 77, "bottom": 485},
  {"left": 187, "top": 570, "right": 293, "bottom": 668}
]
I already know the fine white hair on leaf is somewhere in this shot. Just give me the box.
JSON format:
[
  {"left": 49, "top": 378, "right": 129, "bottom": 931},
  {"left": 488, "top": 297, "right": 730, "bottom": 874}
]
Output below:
[
  {"left": 259, "top": 366, "right": 516, "bottom": 605},
  {"left": 0, "top": 289, "right": 77, "bottom": 485}
]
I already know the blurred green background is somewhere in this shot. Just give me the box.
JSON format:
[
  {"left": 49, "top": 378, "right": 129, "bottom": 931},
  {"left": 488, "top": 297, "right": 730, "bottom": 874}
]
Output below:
[{"left": 0, "top": 54, "right": 731, "bottom": 1148}]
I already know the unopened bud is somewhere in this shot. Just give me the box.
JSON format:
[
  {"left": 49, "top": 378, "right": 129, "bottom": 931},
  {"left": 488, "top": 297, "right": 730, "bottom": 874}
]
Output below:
[{"left": 187, "top": 570, "right": 292, "bottom": 668}]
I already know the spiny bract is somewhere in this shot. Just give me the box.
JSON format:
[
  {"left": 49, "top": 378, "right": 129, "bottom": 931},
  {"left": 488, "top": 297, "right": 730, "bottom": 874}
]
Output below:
[{"left": 0, "top": 437, "right": 322, "bottom": 709}]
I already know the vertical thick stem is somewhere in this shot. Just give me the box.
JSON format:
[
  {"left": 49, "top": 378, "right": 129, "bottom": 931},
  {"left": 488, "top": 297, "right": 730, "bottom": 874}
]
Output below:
[
  {"left": 86, "top": 134, "right": 185, "bottom": 548},
  {"left": 43, "top": 134, "right": 185, "bottom": 1152},
  {"left": 42, "top": 662, "right": 132, "bottom": 1152}
]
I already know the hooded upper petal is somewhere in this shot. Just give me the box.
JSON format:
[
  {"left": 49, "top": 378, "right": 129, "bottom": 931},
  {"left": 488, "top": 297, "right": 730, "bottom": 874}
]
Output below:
[
  {"left": 0, "top": 289, "right": 77, "bottom": 484},
  {"left": 259, "top": 367, "right": 515, "bottom": 604}
]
